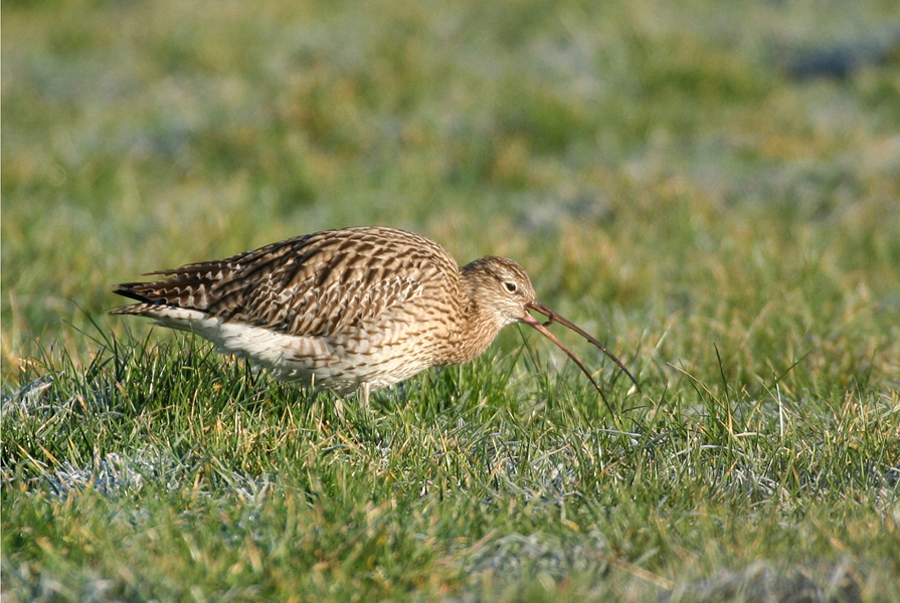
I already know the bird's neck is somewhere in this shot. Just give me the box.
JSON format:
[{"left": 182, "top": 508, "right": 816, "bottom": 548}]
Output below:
[{"left": 445, "top": 278, "right": 504, "bottom": 365}]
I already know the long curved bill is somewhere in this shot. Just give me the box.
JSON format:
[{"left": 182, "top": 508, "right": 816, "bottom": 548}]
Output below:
[{"left": 521, "top": 300, "right": 641, "bottom": 410}]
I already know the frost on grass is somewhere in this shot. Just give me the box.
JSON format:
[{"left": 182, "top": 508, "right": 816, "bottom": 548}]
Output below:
[
  {"left": 461, "top": 530, "right": 611, "bottom": 581},
  {"left": 466, "top": 432, "right": 584, "bottom": 505},
  {"left": 44, "top": 446, "right": 186, "bottom": 498},
  {"left": 661, "top": 560, "right": 862, "bottom": 603},
  {"left": 452, "top": 541, "right": 865, "bottom": 603},
  {"left": 38, "top": 445, "right": 278, "bottom": 504},
  {"left": 2, "top": 560, "right": 120, "bottom": 603},
  {"left": 2, "top": 375, "right": 276, "bottom": 504},
  {"left": 1, "top": 376, "right": 55, "bottom": 420},
  {"left": 1, "top": 373, "right": 118, "bottom": 430}
]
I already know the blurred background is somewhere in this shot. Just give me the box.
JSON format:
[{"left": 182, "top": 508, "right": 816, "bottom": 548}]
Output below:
[{"left": 3, "top": 0, "right": 899, "bottom": 382}]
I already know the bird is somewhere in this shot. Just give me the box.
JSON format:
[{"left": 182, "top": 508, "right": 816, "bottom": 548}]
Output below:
[{"left": 111, "top": 226, "right": 639, "bottom": 409}]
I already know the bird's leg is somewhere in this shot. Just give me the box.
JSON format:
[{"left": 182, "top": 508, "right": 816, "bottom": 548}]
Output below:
[
  {"left": 355, "top": 382, "right": 380, "bottom": 439},
  {"left": 334, "top": 395, "right": 346, "bottom": 423},
  {"left": 357, "top": 382, "right": 373, "bottom": 424}
]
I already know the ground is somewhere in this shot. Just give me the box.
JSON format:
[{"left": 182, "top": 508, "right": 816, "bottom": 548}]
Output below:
[{"left": 2, "top": 0, "right": 899, "bottom": 601}]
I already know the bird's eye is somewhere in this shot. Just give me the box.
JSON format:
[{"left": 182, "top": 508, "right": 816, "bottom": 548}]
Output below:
[{"left": 503, "top": 281, "right": 518, "bottom": 293}]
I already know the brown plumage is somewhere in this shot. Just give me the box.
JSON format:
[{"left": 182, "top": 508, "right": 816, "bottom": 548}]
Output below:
[{"left": 112, "top": 226, "right": 639, "bottom": 407}]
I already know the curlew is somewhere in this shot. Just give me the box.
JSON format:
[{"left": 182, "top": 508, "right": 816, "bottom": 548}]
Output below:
[{"left": 112, "top": 226, "right": 639, "bottom": 408}]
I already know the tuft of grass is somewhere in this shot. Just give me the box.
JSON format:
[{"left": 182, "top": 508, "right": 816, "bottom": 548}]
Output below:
[{"left": 3, "top": 0, "right": 900, "bottom": 601}]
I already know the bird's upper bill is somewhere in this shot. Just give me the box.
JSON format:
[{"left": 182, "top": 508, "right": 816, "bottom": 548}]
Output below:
[{"left": 521, "top": 300, "right": 640, "bottom": 408}]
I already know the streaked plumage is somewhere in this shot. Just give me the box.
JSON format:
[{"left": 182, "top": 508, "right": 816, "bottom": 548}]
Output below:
[{"left": 112, "top": 226, "right": 639, "bottom": 405}]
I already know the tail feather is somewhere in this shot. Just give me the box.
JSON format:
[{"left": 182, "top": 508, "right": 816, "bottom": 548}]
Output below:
[
  {"left": 112, "top": 283, "right": 161, "bottom": 305},
  {"left": 111, "top": 259, "right": 241, "bottom": 313},
  {"left": 110, "top": 302, "right": 172, "bottom": 317}
]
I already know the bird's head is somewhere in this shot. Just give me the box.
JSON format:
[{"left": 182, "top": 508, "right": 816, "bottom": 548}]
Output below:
[{"left": 461, "top": 256, "right": 538, "bottom": 329}]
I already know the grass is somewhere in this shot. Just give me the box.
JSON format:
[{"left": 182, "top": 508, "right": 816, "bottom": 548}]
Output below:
[{"left": 3, "top": 0, "right": 900, "bottom": 601}]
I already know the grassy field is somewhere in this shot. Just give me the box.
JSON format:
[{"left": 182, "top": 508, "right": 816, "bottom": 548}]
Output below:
[{"left": 3, "top": 0, "right": 900, "bottom": 601}]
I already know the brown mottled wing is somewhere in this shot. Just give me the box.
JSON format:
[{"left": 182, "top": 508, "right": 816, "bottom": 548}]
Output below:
[{"left": 113, "top": 227, "right": 461, "bottom": 338}]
